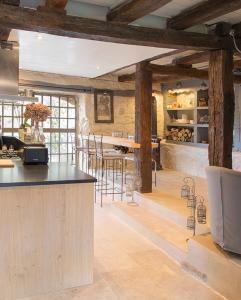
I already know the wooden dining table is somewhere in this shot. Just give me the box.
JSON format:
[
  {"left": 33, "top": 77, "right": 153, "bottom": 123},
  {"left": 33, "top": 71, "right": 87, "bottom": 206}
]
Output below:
[{"left": 88, "top": 135, "right": 159, "bottom": 149}]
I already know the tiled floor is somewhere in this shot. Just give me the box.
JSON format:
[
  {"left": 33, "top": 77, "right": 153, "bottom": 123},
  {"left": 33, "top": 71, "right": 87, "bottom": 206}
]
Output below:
[{"left": 20, "top": 193, "right": 223, "bottom": 300}]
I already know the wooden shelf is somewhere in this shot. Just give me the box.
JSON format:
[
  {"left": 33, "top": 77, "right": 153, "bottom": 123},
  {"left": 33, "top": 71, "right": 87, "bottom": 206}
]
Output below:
[
  {"left": 166, "top": 107, "right": 194, "bottom": 111},
  {"left": 197, "top": 124, "right": 209, "bottom": 127},
  {"left": 197, "top": 106, "right": 208, "bottom": 110},
  {"left": 165, "top": 89, "right": 209, "bottom": 146},
  {"left": 167, "top": 123, "right": 194, "bottom": 127}
]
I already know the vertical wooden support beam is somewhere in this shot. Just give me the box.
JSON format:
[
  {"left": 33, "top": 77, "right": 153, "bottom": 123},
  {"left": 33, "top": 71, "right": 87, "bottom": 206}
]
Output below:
[
  {"left": 208, "top": 49, "right": 234, "bottom": 168},
  {"left": 135, "top": 62, "right": 152, "bottom": 193}
]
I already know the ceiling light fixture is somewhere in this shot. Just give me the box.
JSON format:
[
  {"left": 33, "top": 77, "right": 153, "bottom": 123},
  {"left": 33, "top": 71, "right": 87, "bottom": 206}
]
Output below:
[{"left": 37, "top": 34, "right": 43, "bottom": 40}]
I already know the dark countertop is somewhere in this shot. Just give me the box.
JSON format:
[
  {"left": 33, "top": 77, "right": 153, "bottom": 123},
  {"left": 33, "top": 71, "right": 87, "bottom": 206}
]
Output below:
[{"left": 0, "top": 162, "right": 97, "bottom": 187}]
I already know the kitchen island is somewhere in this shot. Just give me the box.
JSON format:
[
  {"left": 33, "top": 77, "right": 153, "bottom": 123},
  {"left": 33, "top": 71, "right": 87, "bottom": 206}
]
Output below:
[{"left": 0, "top": 162, "right": 96, "bottom": 300}]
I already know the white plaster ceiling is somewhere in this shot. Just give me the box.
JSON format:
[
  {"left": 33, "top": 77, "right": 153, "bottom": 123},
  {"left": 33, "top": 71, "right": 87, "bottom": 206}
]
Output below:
[
  {"left": 16, "top": 30, "right": 174, "bottom": 78},
  {"left": 73, "top": 0, "right": 123, "bottom": 7}
]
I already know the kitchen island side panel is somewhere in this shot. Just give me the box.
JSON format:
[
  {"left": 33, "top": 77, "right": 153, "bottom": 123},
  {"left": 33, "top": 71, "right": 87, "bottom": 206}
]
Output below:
[{"left": 0, "top": 183, "right": 94, "bottom": 300}]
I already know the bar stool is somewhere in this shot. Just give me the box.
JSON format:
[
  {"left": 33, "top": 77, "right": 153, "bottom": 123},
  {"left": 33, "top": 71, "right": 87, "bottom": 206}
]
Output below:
[
  {"left": 80, "top": 133, "right": 96, "bottom": 175},
  {"left": 94, "top": 135, "right": 125, "bottom": 207},
  {"left": 71, "top": 134, "right": 82, "bottom": 166}
]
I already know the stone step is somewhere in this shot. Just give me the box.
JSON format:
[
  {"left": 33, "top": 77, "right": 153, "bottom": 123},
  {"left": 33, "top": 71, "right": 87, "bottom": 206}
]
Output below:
[
  {"left": 184, "top": 233, "right": 241, "bottom": 300},
  {"left": 112, "top": 202, "right": 190, "bottom": 264},
  {"left": 134, "top": 191, "right": 210, "bottom": 235}
]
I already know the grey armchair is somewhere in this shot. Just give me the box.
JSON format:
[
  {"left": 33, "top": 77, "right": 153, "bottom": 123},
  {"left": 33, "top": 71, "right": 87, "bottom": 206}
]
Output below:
[{"left": 206, "top": 166, "right": 241, "bottom": 255}]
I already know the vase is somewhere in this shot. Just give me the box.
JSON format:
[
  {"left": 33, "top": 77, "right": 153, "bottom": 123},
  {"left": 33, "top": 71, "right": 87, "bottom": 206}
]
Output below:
[
  {"left": 32, "top": 122, "right": 44, "bottom": 143},
  {"left": 18, "top": 128, "right": 25, "bottom": 141}
]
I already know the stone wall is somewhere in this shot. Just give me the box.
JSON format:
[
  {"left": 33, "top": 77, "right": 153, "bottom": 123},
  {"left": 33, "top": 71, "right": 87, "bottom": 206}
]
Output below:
[
  {"left": 19, "top": 70, "right": 164, "bottom": 137},
  {"left": 79, "top": 92, "right": 164, "bottom": 137},
  {"left": 160, "top": 141, "right": 241, "bottom": 178}
]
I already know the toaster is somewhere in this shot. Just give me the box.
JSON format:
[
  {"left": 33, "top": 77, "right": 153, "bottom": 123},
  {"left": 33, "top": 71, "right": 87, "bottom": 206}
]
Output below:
[{"left": 23, "top": 147, "right": 49, "bottom": 165}]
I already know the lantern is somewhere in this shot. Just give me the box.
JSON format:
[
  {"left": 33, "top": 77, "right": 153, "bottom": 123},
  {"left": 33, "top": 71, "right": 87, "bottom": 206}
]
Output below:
[
  {"left": 187, "top": 215, "right": 195, "bottom": 231},
  {"left": 187, "top": 194, "right": 196, "bottom": 208},
  {"left": 197, "top": 196, "right": 207, "bottom": 224},
  {"left": 181, "top": 184, "right": 190, "bottom": 200}
]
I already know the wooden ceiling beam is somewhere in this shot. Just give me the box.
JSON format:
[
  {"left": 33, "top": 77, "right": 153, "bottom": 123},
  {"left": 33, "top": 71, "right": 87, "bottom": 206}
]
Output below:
[
  {"left": 0, "top": 0, "right": 19, "bottom": 41},
  {"left": 118, "top": 73, "right": 136, "bottom": 82},
  {"left": 118, "top": 64, "right": 241, "bottom": 83},
  {"left": 233, "top": 21, "right": 241, "bottom": 32},
  {"left": 0, "top": 4, "right": 232, "bottom": 51},
  {"left": 167, "top": 0, "right": 241, "bottom": 30},
  {"left": 107, "top": 0, "right": 171, "bottom": 24},
  {"left": 0, "top": 0, "right": 19, "bottom": 5},
  {"left": 118, "top": 73, "right": 189, "bottom": 83},
  {"left": 148, "top": 64, "right": 208, "bottom": 79},
  {"left": 0, "top": 26, "right": 11, "bottom": 41},
  {"left": 175, "top": 51, "right": 241, "bottom": 69},
  {"left": 175, "top": 52, "right": 210, "bottom": 65},
  {"left": 152, "top": 75, "right": 190, "bottom": 83}
]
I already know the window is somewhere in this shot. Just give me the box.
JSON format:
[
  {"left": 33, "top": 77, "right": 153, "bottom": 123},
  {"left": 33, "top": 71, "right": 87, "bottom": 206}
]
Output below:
[
  {"left": 0, "top": 103, "right": 25, "bottom": 137},
  {"left": 0, "top": 93, "right": 77, "bottom": 163},
  {"left": 35, "top": 93, "right": 77, "bottom": 162}
]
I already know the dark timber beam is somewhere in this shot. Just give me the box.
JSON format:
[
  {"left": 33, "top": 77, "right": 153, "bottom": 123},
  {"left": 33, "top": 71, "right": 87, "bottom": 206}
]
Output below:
[
  {"left": 119, "top": 65, "right": 241, "bottom": 83},
  {"left": 135, "top": 62, "right": 152, "bottom": 193},
  {"left": 0, "top": 26, "right": 11, "bottom": 40},
  {"left": 0, "top": 0, "right": 19, "bottom": 40},
  {"left": 118, "top": 73, "right": 136, "bottom": 82},
  {"left": 208, "top": 49, "right": 235, "bottom": 169},
  {"left": 233, "top": 21, "right": 241, "bottom": 36},
  {"left": 175, "top": 52, "right": 210, "bottom": 65},
  {"left": 107, "top": 0, "right": 171, "bottom": 24},
  {"left": 148, "top": 64, "right": 208, "bottom": 79},
  {"left": 152, "top": 75, "right": 190, "bottom": 83},
  {"left": 175, "top": 51, "right": 241, "bottom": 69},
  {"left": 0, "top": 4, "right": 232, "bottom": 50},
  {"left": 0, "top": 0, "right": 19, "bottom": 5},
  {"left": 168, "top": 0, "right": 241, "bottom": 30},
  {"left": 118, "top": 73, "right": 190, "bottom": 83}
]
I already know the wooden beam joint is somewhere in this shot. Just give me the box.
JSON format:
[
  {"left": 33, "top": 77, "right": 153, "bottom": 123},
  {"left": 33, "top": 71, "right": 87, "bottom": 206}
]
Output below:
[{"left": 107, "top": 0, "right": 171, "bottom": 24}]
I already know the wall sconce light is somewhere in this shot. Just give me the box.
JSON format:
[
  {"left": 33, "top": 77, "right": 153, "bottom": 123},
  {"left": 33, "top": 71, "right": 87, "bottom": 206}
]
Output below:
[
  {"left": 176, "top": 81, "right": 183, "bottom": 89},
  {"left": 200, "top": 81, "right": 207, "bottom": 90}
]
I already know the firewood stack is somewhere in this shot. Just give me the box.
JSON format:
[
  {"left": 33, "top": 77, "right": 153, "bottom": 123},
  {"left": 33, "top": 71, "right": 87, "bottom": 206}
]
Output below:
[{"left": 166, "top": 127, "right": 193, "bottom": 142}]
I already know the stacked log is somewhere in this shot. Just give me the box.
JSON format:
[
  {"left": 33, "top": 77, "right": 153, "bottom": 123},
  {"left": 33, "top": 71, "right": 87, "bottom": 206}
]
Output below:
[{"left": 166, "top": 127, "right": 193, "bottom": 142}]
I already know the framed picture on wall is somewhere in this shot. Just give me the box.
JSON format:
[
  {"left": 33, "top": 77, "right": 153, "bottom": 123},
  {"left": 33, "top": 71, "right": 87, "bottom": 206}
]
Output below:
[{"left": 94, "top": 89, "right": 114, "bottom": 123}]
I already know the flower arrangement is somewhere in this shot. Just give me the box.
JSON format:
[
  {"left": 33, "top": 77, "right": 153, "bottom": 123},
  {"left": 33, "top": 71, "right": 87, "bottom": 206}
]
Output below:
[{"left": 24, "top": 103, "right": 52, "bottom": 127}]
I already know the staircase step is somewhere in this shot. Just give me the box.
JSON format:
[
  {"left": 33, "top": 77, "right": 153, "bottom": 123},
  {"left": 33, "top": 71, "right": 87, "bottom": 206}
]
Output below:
[
  {"left": 184, "top": 233, "right": 241, "bottom": 300},
  {"left": 134, "top": 191, "right": 210, "bottom": 234},
  {"left": 112, "top": 202, "right": 190, "bottom": 264}
]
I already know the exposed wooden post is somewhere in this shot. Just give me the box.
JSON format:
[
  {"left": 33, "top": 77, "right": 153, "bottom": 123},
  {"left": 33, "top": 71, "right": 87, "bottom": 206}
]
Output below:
[
  {"left": 208, "top": 49, "right": 235, "bottom": 168},
  {"left": 135, "top": 62, "right": 152, "bottom": 193}
]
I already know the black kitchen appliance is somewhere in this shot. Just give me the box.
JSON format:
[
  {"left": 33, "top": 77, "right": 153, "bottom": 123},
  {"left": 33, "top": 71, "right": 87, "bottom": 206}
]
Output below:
[{"left": 23, "top": 147, "right": 49, "bottom": 165}]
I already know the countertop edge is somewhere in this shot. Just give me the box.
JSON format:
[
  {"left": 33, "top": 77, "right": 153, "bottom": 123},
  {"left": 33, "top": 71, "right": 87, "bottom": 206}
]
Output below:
[{"left": 0, "top": 178, "right": 97, "bottom": 188}]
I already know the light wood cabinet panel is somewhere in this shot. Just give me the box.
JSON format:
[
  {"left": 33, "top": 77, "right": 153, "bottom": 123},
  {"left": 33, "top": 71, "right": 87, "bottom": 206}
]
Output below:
[{"left": 0, "top": 183, "right": 94, "bottom": 299}]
